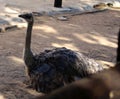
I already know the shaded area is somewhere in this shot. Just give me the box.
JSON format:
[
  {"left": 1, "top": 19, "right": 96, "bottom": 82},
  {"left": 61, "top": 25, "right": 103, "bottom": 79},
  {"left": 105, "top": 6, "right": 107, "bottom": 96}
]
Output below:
[
  {"left": 0, "top": 10, "right": 120, "bottom": 98},
  {"left": 33, "top": 10, "right": 120, "bottom": 66},
  {"left": 39, "top": 67, "right": 120, "bottom": 99}
]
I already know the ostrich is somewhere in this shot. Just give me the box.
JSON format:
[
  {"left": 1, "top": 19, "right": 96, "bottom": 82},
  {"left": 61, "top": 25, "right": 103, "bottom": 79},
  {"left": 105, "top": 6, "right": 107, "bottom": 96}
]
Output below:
[
  {"left": 19, "top": 13, "right": 103, "bottom": 93},
  {"left": 39, "top": 29, "right": 120, "bottom": 99}
]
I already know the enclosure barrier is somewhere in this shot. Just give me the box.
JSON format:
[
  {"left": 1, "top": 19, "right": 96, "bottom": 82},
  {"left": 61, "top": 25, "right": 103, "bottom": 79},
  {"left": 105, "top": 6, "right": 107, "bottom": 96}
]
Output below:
[{"left": 54, "top": 0, "right": 62, "bottom": 8}]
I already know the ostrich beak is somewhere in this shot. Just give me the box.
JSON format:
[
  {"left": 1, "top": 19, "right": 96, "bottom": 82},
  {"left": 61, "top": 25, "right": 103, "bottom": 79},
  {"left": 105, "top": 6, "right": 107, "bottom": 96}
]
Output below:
[
  {"left": 19, "top": 14, "right": 25, "bottom": 18},
  {"left": 19, "top": 13, "right": 33, "bottom": 19}
]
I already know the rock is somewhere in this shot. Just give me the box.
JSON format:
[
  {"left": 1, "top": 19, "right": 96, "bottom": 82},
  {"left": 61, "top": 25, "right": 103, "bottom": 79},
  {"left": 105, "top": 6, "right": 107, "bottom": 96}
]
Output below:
[{"left": 57, "top": 16, "right": 68, "bottom": 21}]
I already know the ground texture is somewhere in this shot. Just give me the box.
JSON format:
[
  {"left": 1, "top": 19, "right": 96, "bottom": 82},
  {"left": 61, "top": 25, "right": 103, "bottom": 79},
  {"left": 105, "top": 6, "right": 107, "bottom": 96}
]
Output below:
[{"left": 0, "top": 10, "right": 120, "bottom": 99}]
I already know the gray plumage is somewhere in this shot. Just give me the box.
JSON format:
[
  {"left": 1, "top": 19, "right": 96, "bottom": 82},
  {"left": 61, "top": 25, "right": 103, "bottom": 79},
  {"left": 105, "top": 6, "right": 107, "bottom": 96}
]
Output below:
[{"left": 19, "top": 13, "right": 103, "bottom": 93}]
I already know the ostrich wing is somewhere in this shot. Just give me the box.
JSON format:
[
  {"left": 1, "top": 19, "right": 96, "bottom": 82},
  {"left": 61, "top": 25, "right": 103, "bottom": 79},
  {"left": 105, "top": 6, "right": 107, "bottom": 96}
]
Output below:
[{"left": 34, "top": 47, "right": 103, "bottom": 78}]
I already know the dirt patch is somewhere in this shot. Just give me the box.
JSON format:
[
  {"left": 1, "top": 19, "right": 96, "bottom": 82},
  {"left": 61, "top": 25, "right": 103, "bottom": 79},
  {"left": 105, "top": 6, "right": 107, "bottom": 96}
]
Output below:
[{"left": 0, "top": 10, "right": 120, "bottom": 98}]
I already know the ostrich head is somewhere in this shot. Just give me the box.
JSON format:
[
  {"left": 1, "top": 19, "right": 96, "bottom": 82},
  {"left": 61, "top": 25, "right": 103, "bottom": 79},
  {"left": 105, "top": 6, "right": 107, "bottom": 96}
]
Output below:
[{"left": 19, "top": 13, "right": 34, "bottom": 23}]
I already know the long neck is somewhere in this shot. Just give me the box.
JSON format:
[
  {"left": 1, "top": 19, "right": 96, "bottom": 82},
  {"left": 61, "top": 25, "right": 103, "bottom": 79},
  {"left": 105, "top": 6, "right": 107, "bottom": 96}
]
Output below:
[
  {"left": 25, "top": 21, "right": 33, "bottom": 50},
  {"left": 24, "top": 21, "right": 35, "bottom": 70}
]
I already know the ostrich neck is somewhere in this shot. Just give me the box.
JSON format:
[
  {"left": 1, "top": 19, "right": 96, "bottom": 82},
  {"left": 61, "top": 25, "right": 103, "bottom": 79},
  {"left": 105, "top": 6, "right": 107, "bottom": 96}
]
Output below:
[
  {"left": 24, "top": 21, "right": 35, "bottom": 69},
  {"left": 25, "top": 21, "right": 33, "bottom": 50}
]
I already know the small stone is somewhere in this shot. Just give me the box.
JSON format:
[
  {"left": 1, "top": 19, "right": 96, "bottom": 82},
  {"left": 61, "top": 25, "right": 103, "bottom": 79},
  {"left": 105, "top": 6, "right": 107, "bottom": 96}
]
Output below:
[
  {"left": 5, "top": 25, "right": 17, "bottom": 31},
  {"left": 57, "top": 16, "right": 68, "bottom": 21},
  {"left": 93, "top": 3, "right": 107, "bottom": 10}
]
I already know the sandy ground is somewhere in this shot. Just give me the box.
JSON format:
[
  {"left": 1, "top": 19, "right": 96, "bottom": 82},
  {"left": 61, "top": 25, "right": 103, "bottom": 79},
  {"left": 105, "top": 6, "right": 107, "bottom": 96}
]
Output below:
[
  {"left": 1, "top": 0, "right": 119, "bottom": 12},
  {"left": 0, "top": 0, "right": 120, "bottom": 31},
  {"left": 0, "top": 10, "right": 120, "bottom": 99}
]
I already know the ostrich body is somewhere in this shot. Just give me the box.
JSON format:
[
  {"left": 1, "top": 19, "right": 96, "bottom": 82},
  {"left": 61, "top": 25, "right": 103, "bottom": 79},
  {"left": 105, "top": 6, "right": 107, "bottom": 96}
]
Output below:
[
  {"left": 19, "top": 13, "right": 103, "bottom": 93},
  {"left": 39, "top": 30, "right": 120, "bottom": 99}
]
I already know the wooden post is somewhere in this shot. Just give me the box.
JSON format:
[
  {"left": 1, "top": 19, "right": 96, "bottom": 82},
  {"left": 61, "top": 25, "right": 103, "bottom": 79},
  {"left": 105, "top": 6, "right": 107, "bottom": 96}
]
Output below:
[
  {"left": 54, "top": 0, "right": 62, "bottom": 8},
  {"left": 117, "top": 29, "right": 120, "bottom": 63}
]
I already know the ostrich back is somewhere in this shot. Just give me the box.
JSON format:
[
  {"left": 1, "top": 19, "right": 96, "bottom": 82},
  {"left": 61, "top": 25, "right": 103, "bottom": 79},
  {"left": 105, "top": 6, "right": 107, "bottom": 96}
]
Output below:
[
  {"left": 29, "top": 47, "right": 103, "bottom": 93},
  {"left": 34, "top": 47, "right": 103, "bottom": 77}
]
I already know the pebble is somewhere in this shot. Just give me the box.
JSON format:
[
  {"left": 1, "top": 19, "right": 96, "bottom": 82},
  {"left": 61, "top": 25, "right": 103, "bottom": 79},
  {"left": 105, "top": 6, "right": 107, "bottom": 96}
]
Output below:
[{"left": 57, "top": 16, "right": 68, "bottom": 21}]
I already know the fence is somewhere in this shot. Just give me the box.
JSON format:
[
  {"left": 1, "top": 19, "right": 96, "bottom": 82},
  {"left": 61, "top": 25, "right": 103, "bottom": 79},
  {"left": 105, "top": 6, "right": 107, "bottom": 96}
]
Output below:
[{"left": 54, "top": 0, "right": 62, "bottom": 8}]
